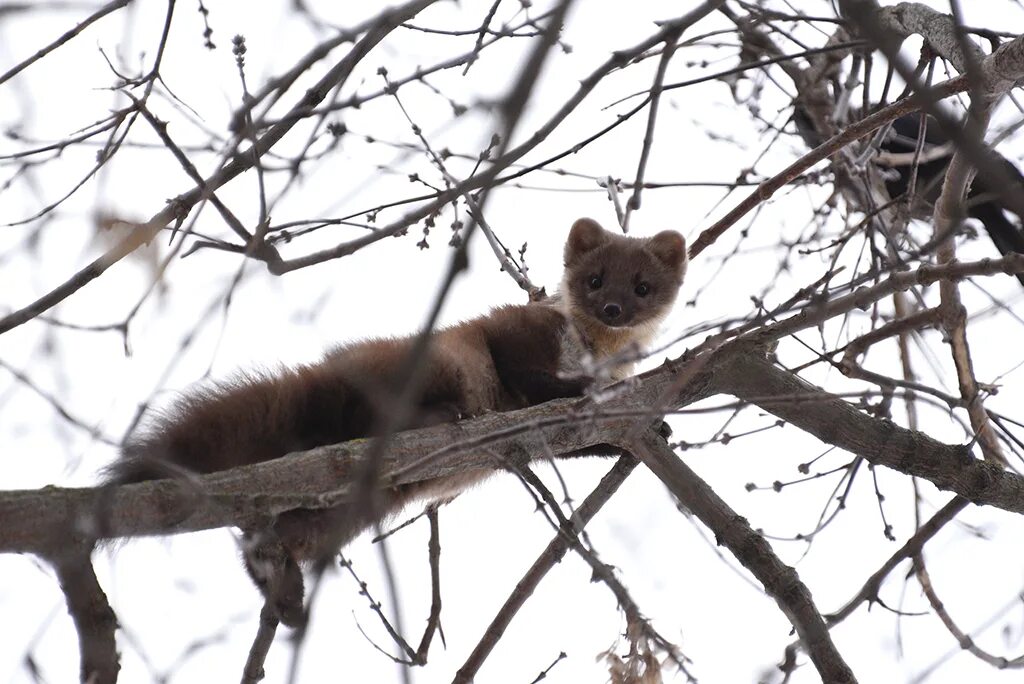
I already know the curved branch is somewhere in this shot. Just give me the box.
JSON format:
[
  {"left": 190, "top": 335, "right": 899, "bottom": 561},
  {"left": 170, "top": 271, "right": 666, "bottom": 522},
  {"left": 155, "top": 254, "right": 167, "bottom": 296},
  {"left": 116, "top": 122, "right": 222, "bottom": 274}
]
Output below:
[{"left": 875, "top": 2, "right": 985, "bottom": 73}]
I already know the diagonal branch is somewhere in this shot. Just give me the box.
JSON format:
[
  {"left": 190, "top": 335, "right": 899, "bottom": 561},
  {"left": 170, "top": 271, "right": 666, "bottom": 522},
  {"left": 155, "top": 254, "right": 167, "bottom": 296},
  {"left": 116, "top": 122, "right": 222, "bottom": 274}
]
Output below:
[
  {"left": 0, "top": 0, "right": 131, "bottom": 87},
  {"left": 714, "top": 352, "right": 1023, "bottom": 510},
  {"left": 688, "top": 73, "right": 969, "bottom": 258},
  {"left": 627, "top": 430, "right": 857, "bottom": 684},
  {"left": 453, "top": 454, "right": 638, "bottom": 683}
]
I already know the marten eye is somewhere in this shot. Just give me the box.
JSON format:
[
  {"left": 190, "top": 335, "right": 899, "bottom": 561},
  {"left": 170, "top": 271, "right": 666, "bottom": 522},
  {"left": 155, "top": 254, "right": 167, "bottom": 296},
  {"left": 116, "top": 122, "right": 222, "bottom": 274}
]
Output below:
[
  {"left": 588, "top": 274, "right": 603, "bottom": 290},
  {"left": 635, "top": 282, "right": 650, "bottom": 297}
]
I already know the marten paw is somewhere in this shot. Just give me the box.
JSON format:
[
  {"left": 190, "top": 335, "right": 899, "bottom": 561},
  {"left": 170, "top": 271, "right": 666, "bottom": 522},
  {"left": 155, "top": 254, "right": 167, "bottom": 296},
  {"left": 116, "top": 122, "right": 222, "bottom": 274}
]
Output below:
[
  {"left": 563, "top": 374, "right": 595, "bottom": 398},
  {"left": 419, "top": 401, "right": 467, "bottom": 424},
  {"left": 271, "top": 558, "right": 306, "bottom": 628},
  {"left": 242, "top": 530, "right": 307, "bottom": 628}
]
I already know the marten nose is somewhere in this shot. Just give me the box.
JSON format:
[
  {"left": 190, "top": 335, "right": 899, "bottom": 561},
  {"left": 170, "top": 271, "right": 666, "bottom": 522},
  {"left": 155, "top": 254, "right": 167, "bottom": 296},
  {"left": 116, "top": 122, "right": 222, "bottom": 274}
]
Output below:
[{"left": 603, "top": 303, "right": 621, "bottom": 319}]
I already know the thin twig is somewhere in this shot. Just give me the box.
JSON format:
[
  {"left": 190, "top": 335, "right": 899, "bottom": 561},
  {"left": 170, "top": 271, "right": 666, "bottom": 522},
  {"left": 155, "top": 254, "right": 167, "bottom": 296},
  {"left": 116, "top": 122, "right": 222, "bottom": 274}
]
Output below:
[
  {"left": 0, "top": 0, "right": 131, "bottom": 87},
  {"left": 623, "top": 26, "right": 682, "bottom": 231},
  {"left": 688, "top": 73, "right": 969, "bottom": 258},
  {"left": 240, "top": 604, "right": 279, "bottom": 684},
  {"left": 453, "top": 454, "right": 638, "bottom": 683}
]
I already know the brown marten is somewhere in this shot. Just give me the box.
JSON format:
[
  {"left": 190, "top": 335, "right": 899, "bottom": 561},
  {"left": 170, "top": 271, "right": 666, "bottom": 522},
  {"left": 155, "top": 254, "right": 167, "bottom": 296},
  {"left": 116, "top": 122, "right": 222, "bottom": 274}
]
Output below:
[{"left": 107, "top": 217, "right": 688, "bottom": 624}]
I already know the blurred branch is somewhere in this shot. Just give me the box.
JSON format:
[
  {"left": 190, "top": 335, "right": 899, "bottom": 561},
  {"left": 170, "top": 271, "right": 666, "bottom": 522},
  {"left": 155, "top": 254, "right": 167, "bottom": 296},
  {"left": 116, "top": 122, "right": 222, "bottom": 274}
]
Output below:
[
  {"left": 688, "top": 73, "right": 969, "bottom": 258},
  {"left": 872, "top": 2, "right": 985, "bottom": 73},
  {"left": 0, "top": 0, "right": 438, "bottom": 336},
  {"left": 0, "top": 0, "right": 130, "bottom": 87},
  {"left": 915, "top": 555, "right": 1024, "bottom": 668}
]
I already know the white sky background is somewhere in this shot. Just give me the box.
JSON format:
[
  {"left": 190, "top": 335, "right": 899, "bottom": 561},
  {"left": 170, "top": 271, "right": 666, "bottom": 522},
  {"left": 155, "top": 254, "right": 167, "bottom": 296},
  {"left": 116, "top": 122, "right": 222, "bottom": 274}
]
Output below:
[{"left": 3, "top": 0, "right": 1024, "bottom": 682}]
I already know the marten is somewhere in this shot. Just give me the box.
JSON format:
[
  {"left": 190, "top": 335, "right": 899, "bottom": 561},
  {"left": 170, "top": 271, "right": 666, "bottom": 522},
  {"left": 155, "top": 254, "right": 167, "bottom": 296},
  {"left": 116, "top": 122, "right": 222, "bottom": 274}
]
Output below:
[{"left": 107, "top": 217, "right": 688, "bottom": 625}]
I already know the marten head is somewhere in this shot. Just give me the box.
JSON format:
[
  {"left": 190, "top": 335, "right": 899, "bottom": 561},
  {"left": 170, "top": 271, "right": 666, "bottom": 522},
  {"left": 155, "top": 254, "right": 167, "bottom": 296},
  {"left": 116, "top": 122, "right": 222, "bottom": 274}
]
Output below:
[{"left": 562, "top": 217, "right": 687, "bottom": 330}]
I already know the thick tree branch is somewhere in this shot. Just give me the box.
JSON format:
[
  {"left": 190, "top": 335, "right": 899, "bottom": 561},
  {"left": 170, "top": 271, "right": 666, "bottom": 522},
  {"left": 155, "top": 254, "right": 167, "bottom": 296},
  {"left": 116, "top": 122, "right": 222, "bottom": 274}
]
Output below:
[
  {"left": 874, "top": 2, "right": 985, "bottom": 74},
  {"left": 5, "top": 339, "right": 1024, "bottom": 559},
  {"left": 714, "top": 352, "right": 1023, "bottom": 510}
]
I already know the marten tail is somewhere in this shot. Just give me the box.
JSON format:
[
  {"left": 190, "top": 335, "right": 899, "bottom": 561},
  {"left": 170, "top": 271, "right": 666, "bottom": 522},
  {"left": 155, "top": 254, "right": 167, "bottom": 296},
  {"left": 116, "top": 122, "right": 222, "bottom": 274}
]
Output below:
[
  {"left": 105, "top": 442, "right": 201, "bottom": 485},
  {"left": 106, "top": 365, "right": 360, "bottom": 486},
  {"left": 104, "top": 362, "right": 461, "bottom": 627}
]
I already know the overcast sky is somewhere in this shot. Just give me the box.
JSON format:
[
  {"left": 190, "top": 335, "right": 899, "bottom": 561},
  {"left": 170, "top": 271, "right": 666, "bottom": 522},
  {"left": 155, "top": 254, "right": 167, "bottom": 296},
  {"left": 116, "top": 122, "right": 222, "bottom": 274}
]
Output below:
[{"left": 3, "top": 1, "right": 1024, "bottom": 683}]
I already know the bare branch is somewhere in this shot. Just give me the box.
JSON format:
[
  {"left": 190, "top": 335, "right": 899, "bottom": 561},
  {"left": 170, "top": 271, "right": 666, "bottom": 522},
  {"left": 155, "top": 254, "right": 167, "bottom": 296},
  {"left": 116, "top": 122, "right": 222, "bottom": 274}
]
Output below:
[
  {"left": 0, "top": 0, "right": 130, "bottom": 87},
  {"left": 628, "top": 430, "right": 856, "bottom": 684},
  {"left": 0, "top": 0, "right": 439, "bottom": 335},
  {"left": 52, "top": 550, "right": 120, "bottom": 684},
  {"left": 688, "top": 73, "right": 969, "bottom": 258},
  {"left": 453, "top": 454, "right": 638, "bottom": 684},
  {"left": 241, "top": 604, "right": 279, "bottom": 684}
]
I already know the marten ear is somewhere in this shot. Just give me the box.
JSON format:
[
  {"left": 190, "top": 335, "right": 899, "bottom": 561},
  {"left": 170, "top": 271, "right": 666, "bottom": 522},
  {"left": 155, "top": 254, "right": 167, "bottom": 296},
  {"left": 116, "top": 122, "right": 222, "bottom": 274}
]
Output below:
[
  {"left": 565, "top": 218, "right": 608, "bottom": 265},
  {"left": 647, "top": 230, "right": 688, "bottom": 280}
]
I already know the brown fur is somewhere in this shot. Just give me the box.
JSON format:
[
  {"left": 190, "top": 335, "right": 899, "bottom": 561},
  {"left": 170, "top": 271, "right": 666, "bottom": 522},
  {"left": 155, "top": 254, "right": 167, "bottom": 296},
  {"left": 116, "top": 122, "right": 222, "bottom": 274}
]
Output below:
[
  {"left": 559, "top": 218, "right": 688, "bottom": 380},
  {"left": 109, "top": 218, "right": 687, "bottom": 624}
]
